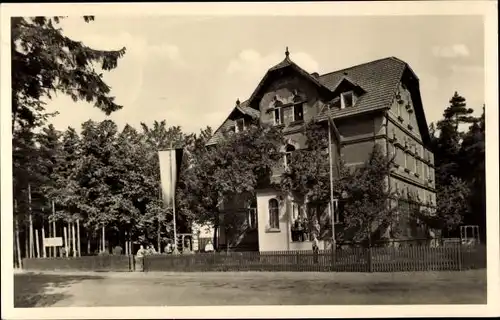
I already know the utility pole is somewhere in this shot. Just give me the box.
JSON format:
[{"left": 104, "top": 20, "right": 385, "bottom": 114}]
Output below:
[{"left": 326, "top": 103, "right": 337, "bottom": 251}]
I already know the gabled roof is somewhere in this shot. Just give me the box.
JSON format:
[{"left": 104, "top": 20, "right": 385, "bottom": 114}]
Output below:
[
  {"left": 247, "top": 55, "right": 332, "bottom": 105},
  {"left": 206, "top": 100, "right": 258, "bottom": 145},
  {"left": 315, "top": 57, "right": 406, "bottom": 121},
  {"left": 314, "top": 56, "right": 431, "bottom": 146},
  {"left": 329, "top": 75, "right": 366, "bottom": 95},
  {"left": 207, "top": 55, "right": 431, "bottom": 147}
]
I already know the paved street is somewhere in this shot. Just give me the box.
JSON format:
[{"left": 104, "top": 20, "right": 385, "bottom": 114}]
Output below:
[{"left": 14, "top": 270, "right": 486, "bottom": 307}]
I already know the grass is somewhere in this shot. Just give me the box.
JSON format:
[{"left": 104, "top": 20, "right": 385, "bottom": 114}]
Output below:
[{"left": 14, "top": 269, "right": 486, "bottom": 307}]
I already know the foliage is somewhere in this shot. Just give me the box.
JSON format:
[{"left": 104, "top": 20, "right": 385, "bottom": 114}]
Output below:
[
  {"left": 416, "top": 176, "right": 470, "bottom": 231},
  {"left": 178, "top": 122, "right": 284, "bottom": 245},
  {"left": 11, "top": 16, "right": 126, "bottom": 130},
  {"left": 429, "top": 92, "right": 484, "bottom": 239},
  {"left": 280, "top": 122, "right": 332, "bottom": 204},
  {"left": 339, "top": 144, "right": 399, "bottom": 243}
]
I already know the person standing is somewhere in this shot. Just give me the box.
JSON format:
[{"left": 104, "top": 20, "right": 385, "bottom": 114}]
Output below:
[
  {"left": 204, "top": 240, "right": 214, "bottom": 253},
  {"left": 135, "top": 245, "right": 146, "bottom": 271},
  {"left": 312, "top": 233, "right": 320, "bottom": 264}
]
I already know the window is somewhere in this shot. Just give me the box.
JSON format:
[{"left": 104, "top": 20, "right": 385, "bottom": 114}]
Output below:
[
  {"left": 416, "top": 160, "right": 422, "bottom": 177},
  {"left": 390, "top": 144, "right": 396, "bottom": 158},
  {"left": 332, "top": 200, "right": 344, "bottom": 224},
  {"left": 248, "top": 208, "right": 257, "bottom": 229},
  {"left": 340, "top": 91, "right": 354, "bottom": 109},
  {"left": 292, "top": 202, "right": 300, "bottom": 221},
  {"left": 284, "top": 144, "right": 295, "bottom": 169},
  {"left": 268, "top": 199, "right": 280, "bottom": 229},
  {"left": 235, "top": 118, "right": 245, "bottom": 133},
  {"left": 404, "top": 152, "right": 409, "bottom": 169},
  {"left": 293, "top": 103, "right": 304, "bottom": 122},
  {"left": 274, "top": 108, "right": 282, "bottom": 125}
]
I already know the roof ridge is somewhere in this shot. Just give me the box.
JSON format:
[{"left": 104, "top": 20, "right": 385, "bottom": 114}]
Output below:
[{"left": 318, "top": 56, "right": 407, "bottom": 78}]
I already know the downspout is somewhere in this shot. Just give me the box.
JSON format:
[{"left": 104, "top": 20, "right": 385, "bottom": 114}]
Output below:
[
  {"left": 286, "top": 198, "right": 291, "bottom": 251},
  {"left": 385, "top": 109, "right": 392, "bottom": 240}
]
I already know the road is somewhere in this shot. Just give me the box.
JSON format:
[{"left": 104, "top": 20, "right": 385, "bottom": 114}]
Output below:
[{"left": 14, "top": 269, "right": 486, "bottom": 307}]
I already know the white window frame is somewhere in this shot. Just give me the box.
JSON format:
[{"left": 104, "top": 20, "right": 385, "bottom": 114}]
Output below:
[
  {"left": 340, "top": 91, "right": 354, "bottom": 109},
  {"left": 235, "top": 118, "right": 245, "bottom": 133},
  {"left": 274, "top": 108, "right": 282, "bottom": 125},
  {"left": 293, "top": 103, "right": 304, "bottom": 122},
  {"left": 284, "top": 145, "right": 295, "bottom": 169},
  {"left": 268, "top": 199, "right": 280, "bottom": 229}
]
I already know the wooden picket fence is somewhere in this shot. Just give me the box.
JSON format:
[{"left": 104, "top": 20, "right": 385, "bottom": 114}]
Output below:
[{"left": 143, "top": 244, "right": 486, "bottom": 273}]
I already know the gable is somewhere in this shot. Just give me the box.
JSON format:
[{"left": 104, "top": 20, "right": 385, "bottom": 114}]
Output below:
[
  {"left": 247, "top": 59, "right": 332, "bottom": 109},
  {"left": 206, "top": 100, "right": 260, "bottom": 145}
]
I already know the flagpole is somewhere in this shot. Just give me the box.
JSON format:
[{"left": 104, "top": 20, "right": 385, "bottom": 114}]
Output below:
[
  {"left": 327, "top": 103, "right": 336, "bottom": 251},
  {"left": 170, "top": 142, "right": 179, "bottom": 255}
]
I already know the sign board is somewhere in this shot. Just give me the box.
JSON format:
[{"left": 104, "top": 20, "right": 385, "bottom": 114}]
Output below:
[{"left": 43, "top": 237, "right": 63, "bottom": 247}]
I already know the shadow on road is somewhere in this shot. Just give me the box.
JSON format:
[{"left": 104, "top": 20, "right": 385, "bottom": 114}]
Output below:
[{"left": 14, "top": 273, "right": 104, "bottom": 308}]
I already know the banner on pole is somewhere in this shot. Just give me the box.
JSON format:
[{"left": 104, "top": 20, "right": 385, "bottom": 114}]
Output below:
[
  {"left": 158, "top": 148, "right": 184, "bottom": 207},
  {"left": 43, "top": 237, "right": 63, "bottom": 247}
]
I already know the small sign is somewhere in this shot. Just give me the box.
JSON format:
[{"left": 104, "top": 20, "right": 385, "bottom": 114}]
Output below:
[{"left": 43, "top": 237, "right": 63, "bottom": 247}]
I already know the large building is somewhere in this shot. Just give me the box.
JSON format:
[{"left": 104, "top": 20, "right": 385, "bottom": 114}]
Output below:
[{"left": 206, "top": 49, "right": 436, "bottom": 252}]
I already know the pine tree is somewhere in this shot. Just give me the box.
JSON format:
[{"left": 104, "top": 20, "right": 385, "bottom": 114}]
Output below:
[{"left": 11, "top": 16, "right": 126, "bottom": 130}]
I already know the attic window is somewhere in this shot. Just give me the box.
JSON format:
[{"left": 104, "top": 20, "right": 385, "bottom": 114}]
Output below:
[
  {"left": 341, "top": 91, "right": 355, "bottom": 109},
  {"left": 293, "top": 103, "right": 304, "bottom": 122},
  {"left": 235, "top": 118, "right": 245, "bottom": 133}
]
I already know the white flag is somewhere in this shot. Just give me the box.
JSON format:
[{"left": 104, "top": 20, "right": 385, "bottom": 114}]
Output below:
[{"left": 158, "top": 149, "right": 183, "bottom": 207}]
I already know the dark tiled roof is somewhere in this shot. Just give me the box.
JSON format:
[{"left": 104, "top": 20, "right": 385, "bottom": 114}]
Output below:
[
  {"left": 207, "top": 100, "right": 256, "bottom": 145},
  {"left": 315, "top": 57, "right": 406, "bottom": 122},
  {"left": 207, "top": 56, "right": 409, "bottom": 146}
]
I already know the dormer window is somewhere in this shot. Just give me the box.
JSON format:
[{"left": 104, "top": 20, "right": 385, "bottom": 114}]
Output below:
[
  {"left": 235, "top": 118, "right": 245, "bottom": 133},
  {"left": 293, "top": 103, "right": 304, "bottom": 122},
  {"left": 340, "top": 91, "right": 355, "bottom": 109},
  {"left": 274, "top": 108, "right": 283, "bottom": 125}
]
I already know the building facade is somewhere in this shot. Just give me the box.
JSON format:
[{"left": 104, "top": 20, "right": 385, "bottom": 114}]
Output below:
[{"left": 206, "top": 50, "right": 436, "bottom": 252}]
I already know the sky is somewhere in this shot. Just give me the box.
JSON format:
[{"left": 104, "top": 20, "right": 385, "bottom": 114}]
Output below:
[{"left": 44, "top": 15, "right": 485, "bottom": 135}]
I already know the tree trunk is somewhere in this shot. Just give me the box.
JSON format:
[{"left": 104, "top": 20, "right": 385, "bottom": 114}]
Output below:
[
  {"left": 125, "top": 231, "right": 129, "bottom": 255},
  {"left": 48, "top": 221, "right": 52, "bottom": 258},
  {"left": 28, "top": 184, "right": 33, "bottom": 259},
  {"left": 52, "top": 201, "right": 56, "bottom": 258},
  {"left": 63, "top": 226, "right": 68, "bottom": 257},
  {"left": 157, "top": 219, "right": 161, "bottom": 253},
  {"left": 15, "top": 218, "right": 22, "bottom": 268},
  {"left": 35, "top": 229, "right": 40, "bottom": 258},
  {"left": 213, "top": 224, "right": 219, "bottom": 252},
  {"left": 102, "top": 225, "right": 105, "bottom": 253},
  {"left": 77, "top": 219, "right": 81, "bottom": 257},
  {"left": 72, "top": 222, "right": 77, "bottom": 257},
  {"left": 67, "top": 222, "right": 71, "bottom": 255},
  {"left": 41, "top": 222, "right": 46, "bottom": 258},
  {"left": 24, "top": 226, "right": 29, "bottom": 260},
  {"left": 87, "top": 230, "right": 91, "bottom": 255}
]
